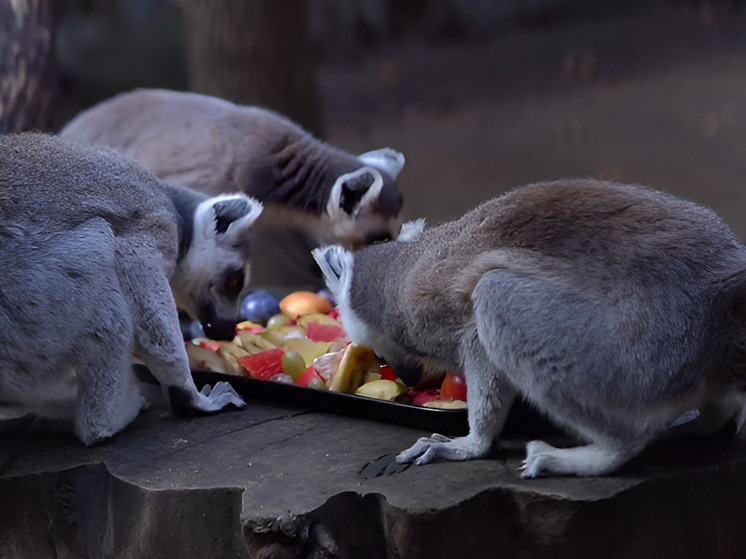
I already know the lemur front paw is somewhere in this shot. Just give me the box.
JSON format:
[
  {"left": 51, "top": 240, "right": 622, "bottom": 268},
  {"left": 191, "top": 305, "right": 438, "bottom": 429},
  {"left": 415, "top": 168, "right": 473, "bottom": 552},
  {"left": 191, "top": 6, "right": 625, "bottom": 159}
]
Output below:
[
  {"left": 396, "top": 433, "right": 488, "bottom": 465},
  {"left": 197, "top": 382, "right": 246, "bottom": 412}
]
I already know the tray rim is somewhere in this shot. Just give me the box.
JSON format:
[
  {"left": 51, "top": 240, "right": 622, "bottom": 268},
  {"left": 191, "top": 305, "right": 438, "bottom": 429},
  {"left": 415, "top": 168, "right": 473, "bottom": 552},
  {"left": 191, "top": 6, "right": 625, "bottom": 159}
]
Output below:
[{"left": 133, "top": 364, "right": 469, "bottom": 435}]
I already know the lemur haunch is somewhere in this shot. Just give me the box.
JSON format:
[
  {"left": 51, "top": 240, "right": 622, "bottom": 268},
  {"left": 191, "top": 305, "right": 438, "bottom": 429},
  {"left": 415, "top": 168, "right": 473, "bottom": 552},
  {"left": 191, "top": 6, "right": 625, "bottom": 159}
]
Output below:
[
  {"left": 315, "top": 179, "right": 746, "bottom": 477},
  {"left": 0, "top": 133, "right": 260, "bottom": 445},
  {"left": 60, "top": 88, "right": 406, "bottom": 293}
]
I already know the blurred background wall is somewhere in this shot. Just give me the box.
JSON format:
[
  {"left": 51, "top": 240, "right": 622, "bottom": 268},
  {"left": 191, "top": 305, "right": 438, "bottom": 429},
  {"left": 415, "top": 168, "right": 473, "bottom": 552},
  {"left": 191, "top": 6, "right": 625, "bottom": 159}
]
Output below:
[{"left": 4, "top": 0, "right": 746, "bottom": 238}]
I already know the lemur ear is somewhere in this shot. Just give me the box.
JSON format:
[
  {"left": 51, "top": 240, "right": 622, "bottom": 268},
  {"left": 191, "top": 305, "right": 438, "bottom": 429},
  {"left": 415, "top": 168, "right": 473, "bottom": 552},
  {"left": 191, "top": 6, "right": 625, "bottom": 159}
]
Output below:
[
  {"left": 358, "top": 148, "right": 405, "bottom": 179},
  {"left": 196, "top": 194, "right": 262, "bottom": 245},
  {"left": 341, "top": 170, "right": 376, "bottom": 215},
  {"left": 328, "top": 167, "right": 384, "bottom": 218}
]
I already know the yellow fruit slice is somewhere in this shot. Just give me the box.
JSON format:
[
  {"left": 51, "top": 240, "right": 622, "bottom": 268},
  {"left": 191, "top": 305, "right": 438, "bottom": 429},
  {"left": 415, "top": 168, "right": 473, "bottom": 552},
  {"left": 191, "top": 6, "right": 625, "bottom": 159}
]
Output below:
[
  {"left": 235, "top": 330, "right": 277, "bottom": 353},
  {"left": 258, "top": 325, "right": 305, "bottom": 346},
  {"left": 362, "top": 371, "right": 382, "bottom": 384},
  {"left": 186, "top": 344, "right": 231, "bottom": 375},
  {"left": 355, "top": 379, "right": 407, "bottom": 401},
  {"left": 423, "top": 399, "right": 468, "bottom": 410},
  {"left": 216, "top": 341, "right": 251, "bottom": 375},
  {"left": 328, "top": 344, "right": 379, "bottom": 394},
  {"left": 283, "top": 338, "right": 331, "bottom": 367}
]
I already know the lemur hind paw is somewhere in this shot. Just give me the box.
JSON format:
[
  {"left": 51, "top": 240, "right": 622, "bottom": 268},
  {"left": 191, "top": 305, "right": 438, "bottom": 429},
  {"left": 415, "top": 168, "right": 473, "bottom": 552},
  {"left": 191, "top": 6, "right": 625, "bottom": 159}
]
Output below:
[{"left": 396, "top": 433, "right": 488, "bottom": 465}]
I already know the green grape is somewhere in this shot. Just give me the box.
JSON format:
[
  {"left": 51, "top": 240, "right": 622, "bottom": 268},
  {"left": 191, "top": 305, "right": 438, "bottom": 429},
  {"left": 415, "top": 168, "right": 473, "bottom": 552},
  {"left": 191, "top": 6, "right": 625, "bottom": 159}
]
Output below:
[
  {"left": 266, "top": 313, "right": 291, "bottom": 330},
  {"left": 282, "top": 350, "right": 306, "bottom": 382},
  {"left": 308, "top": 378, "right": 328, "bottom": 390}
]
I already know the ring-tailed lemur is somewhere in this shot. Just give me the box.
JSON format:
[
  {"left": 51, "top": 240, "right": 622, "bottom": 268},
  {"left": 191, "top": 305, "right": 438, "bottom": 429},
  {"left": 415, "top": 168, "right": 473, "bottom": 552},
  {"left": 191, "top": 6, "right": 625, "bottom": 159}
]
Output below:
[
  {"left": 0, "top": 133, "right": 260, "bottom": 444},
  {"left": 314, "top": 179, "right": 746, "bottom": 477},
  {"left": 59, "top": 88, "right": 406, "bottom": 294}
]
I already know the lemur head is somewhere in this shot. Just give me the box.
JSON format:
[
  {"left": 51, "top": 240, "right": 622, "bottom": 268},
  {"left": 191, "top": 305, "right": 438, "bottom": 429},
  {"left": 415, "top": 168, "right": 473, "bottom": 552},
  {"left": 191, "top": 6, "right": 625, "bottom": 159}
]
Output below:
[
  {"left": 324, "top": 148, "right": 405, "bottom": 247},
  {"left": 171, "top": 194, "right": 262, "bottom": 340},
  {"left": 312, "top": 219, "right": 424, "bottom": 319},
  {"left": 312, "top": 219, "right": 428, "bottom": 385}
]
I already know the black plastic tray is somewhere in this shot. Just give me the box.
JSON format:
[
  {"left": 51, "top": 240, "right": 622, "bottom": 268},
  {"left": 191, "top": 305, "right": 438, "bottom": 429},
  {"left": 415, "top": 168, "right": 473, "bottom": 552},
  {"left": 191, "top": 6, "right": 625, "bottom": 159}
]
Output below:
[{"left": 135, "top": 365, "right": 469, "bottom": 435}]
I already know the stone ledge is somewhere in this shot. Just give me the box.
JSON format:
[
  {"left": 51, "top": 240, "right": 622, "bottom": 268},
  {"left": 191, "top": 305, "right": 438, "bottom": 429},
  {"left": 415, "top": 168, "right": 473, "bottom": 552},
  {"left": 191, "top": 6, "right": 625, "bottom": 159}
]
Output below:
[{"left": 1, "top": 400, "right": 746, "bottom": 558}]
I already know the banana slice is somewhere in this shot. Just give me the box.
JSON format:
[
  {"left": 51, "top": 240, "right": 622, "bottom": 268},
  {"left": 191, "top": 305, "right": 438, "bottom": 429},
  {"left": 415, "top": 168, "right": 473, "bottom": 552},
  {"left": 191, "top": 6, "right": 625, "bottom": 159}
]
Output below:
[{"left": 328, "top": 344, "right": 379, "bottom": 394}]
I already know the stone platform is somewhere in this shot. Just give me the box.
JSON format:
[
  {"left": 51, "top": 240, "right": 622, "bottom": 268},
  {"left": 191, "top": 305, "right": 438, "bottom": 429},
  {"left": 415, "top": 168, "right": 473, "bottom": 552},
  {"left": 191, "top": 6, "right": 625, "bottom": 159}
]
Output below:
[{"left": 1, "top": 391, "right": 746, "bottom": 559}]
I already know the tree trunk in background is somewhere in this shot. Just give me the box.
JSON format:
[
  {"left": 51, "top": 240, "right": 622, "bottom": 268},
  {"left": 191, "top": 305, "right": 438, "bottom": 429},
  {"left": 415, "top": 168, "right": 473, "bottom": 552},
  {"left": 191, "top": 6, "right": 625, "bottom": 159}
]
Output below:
[
  {"left": 180, "top": 0, "right": 323, "bottom": 137},
  {"left": 0, "top": 0, "right": 55, "bottom": 133}
]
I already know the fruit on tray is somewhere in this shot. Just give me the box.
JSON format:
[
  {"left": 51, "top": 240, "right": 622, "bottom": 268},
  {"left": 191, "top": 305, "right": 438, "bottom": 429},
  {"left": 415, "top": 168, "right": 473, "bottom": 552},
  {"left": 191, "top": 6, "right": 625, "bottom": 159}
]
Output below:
[
  {"left": 240, "top": 290, "right": 282, "bottom": 324},
  {"left": 296, "top": 365, "right": 326, "bottom": 388},
  {"left": 355, "top": 379, "right": 407, "bottom": 401},
  {"left": 305, "top": 321, "right": 347, "bottom": 342},
  {"left": 423, "top": 399, "right": 468, "bottom": 410},
  {"left": 184, "top": 291, "right": 467, "bottom": 407},
  {"left": 281, "top": 350, "right": 306, "bottom": 382},
  {"left": 440, "top": 373, "right": 468, "bottom": 402},
  {"left": 238, "top": 348, "right": 285, "bottom": 381},
  {"left": 187, "top": 343, "right": 233, "bottom": 375},
  {"left": 327, "top": 344, "right": 379, "bottom": 394},
  {"left": 279, "top": 291, "right": 333, "bottom": 320}
]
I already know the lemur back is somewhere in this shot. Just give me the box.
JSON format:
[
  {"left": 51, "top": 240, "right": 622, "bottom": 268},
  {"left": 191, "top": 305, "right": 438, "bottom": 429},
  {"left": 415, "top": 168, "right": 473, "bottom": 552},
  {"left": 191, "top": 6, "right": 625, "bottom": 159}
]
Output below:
[
  {"left": 0, "top": 133, "right": 258, "bottom": 444},
  {"left": 315, "top": 179, "right": 746, "bottom": 477}
]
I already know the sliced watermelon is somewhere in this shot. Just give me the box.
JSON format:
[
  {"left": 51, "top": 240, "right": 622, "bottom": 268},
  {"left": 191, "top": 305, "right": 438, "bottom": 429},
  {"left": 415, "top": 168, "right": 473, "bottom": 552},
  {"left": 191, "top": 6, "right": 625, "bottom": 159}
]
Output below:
[
  {"left": 238, "top": 348, "right": 285, "bottom": 381},
  {"left": 305, "top": 321, "right": 347, "bottom": 343}
]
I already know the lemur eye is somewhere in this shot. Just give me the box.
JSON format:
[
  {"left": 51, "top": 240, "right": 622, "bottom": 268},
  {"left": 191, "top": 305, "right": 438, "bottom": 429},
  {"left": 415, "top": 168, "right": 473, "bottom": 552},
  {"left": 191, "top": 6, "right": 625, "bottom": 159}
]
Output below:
[{"left": 223, "top": 269, "right": 245, "bottom": 298}]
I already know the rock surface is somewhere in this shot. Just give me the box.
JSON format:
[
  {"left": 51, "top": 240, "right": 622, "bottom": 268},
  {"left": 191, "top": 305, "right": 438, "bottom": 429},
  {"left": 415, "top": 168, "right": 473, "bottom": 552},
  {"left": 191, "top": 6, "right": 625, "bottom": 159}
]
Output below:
[{"left": 2, "top": 390, "right": 746, "bottom": 559}]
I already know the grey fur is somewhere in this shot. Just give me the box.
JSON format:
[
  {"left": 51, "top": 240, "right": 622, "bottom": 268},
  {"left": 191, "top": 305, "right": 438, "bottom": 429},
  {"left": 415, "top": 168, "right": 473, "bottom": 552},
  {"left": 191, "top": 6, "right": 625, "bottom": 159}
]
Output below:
[
  {"left": 0, "top": 133, "right": 260, "bottom": 445},
  {"left": 314, "top": 179, "right": 746, "bottom": 477},
  {"left": 59, "top": 88, "right": 405, "bottom": 248}
]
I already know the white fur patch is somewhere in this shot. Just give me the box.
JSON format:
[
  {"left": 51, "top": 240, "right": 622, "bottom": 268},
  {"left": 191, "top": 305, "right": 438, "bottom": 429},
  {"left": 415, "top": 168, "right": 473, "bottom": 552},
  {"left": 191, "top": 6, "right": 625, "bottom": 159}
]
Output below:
[
  {"left": 358, "top": 148, "right": 406, "bottom": 179},
  {"left": 170, "top": 194, "right": 261, "bottom": 316},
  {"left": 398, "top": 219, "right": 426, "bottom": 242},
  {"left": 203, "top": 193, "right": 263, "bottom": 237}
]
